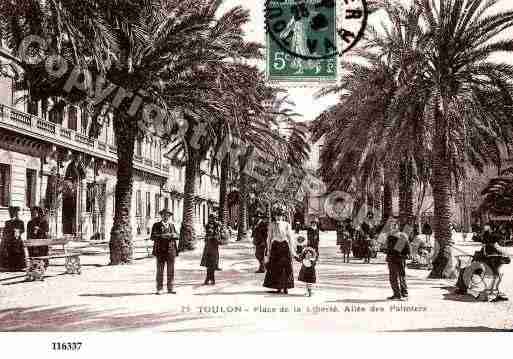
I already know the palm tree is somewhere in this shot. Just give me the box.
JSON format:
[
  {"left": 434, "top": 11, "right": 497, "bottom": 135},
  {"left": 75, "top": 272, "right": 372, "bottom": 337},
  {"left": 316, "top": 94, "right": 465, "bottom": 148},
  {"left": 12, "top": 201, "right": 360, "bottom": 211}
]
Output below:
[
  {"left": 0, "top": 0, "right": 147, "bottom": 264},
  {"left": 312, "top": 57, "right": 423, "bottom": 227},
  {"left": 337, "top": 0, "right": 513, "bottom": 277},
  {"left": 94, "top": 1, "right": 264, "bottom": 261},
  {"left": 396, "top": 0, "right": 513, "bottom": 277},
  {"left": 1, "top": 0, "right": 263, "bottom": 262}
]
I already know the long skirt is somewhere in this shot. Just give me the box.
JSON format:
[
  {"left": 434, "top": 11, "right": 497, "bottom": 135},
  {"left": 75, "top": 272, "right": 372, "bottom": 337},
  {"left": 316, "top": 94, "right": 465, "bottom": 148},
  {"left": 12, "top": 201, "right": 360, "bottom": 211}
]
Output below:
[
  {"left": 340, "top": 240, "right": 352, "bottom": 255},
  {"left": 298, "top": 265, "right": 316, "bottom": 283},
  {"left": 200, "top": 239, "right": 219, "bottom": 269},
  {"left": 0, "top": 237, "right": 26, "bottom": 271},
  {"left": 263, "top": 241, "right": 294, "bottom": 289}
]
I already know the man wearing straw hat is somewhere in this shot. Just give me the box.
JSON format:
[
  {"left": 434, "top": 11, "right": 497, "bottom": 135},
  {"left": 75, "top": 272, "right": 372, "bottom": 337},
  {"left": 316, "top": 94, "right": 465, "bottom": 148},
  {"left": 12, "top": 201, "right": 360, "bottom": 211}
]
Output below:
[{"left": 150, "top": 209, "right": 179, "bottom": 295}]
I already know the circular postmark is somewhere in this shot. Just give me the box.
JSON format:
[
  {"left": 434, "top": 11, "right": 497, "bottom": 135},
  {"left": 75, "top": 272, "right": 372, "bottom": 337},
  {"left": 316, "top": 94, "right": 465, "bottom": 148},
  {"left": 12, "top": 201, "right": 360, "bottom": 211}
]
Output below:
[{"left": 265, "top": 0, "right": 368, "bottom": 60}]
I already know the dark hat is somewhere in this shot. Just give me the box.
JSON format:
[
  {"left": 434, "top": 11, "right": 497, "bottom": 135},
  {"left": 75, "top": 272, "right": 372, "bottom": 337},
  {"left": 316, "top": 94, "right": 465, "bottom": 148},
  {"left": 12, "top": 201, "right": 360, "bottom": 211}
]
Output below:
[
  {"left": 296, "top": 236, "right": 306, "bottom": 243},
  {"left": 159, "top": 209, "right": 173, "bottom": 216}
]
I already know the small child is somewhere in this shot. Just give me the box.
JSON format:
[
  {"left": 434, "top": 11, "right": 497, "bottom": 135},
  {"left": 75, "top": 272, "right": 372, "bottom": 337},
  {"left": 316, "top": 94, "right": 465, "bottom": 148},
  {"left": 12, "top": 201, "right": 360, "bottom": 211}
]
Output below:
[
  {"left": 297, "top": 246, "right": 318, "bottom": 297},
  {"left": 341, "top": 230, "right": 352, "bottom": 263},
  {"left": 363, "top": 235, "right": 372, "bottom": 263}
]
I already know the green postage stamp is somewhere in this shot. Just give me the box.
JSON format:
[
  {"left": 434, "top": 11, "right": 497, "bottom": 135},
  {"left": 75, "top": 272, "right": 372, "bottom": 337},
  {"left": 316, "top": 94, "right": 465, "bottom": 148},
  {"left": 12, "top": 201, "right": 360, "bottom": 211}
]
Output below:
[{"left": 265, "top": 0, "right": 367, "bottom": 83}]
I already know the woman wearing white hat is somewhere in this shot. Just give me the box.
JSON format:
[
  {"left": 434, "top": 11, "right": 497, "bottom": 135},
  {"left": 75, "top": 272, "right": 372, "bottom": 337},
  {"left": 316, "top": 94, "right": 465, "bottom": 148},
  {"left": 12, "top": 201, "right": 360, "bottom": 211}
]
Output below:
[{"left": 263, "top": 207, "right": 296, "bottom": 294}]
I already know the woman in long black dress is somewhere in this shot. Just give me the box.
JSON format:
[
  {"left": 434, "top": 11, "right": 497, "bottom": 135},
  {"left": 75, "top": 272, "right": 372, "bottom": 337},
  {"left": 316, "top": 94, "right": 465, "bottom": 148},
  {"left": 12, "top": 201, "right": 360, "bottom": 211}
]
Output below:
[
  {"left": 201, "top": 213, "right": 221, "bottom": 285},
  {"left": 27, "top": 207, "right": 50, "bottom": 267},
  {"left": 0, "top": 206, "right": 26, "bottom": 271},
  {"left": 263, "top": 208, "right": 296, "bottom": 294}
]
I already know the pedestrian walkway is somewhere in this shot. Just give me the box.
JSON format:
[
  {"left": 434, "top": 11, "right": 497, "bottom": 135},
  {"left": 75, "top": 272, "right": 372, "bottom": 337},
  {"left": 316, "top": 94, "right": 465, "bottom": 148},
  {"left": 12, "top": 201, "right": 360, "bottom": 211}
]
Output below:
[{"left": 0, "top": 232, "right": 512, "bottom": 332}]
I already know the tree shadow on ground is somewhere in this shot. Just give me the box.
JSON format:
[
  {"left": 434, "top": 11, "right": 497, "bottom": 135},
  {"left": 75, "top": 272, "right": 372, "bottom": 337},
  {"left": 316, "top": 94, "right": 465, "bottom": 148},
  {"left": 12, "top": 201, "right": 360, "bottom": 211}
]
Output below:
[
  {"left": 79, "top": 292, "right": 154, "bottom": 298},
  {"left": 384, "top": 327, "right": 512, "bottom": 332},
  {"left": 0, "top": 274, "right": 26, "bottom": 282},
  {"left": 325, "top": 298, "right": 390, "bottom": 304},
  {"left": 2, "top": 277, "right": 53, "bottom": 285},
  {"left": 0, "top": 305, "right": 207, "bottom": 331},
  {"left": 439, "top": 285, "right": 490, "bottom": 303},
  {"left": 194, "top": 290, "right": 305, "bottom": 297},
  {"left": 52, "top": 263, "right": 106, "bottom": 268}
]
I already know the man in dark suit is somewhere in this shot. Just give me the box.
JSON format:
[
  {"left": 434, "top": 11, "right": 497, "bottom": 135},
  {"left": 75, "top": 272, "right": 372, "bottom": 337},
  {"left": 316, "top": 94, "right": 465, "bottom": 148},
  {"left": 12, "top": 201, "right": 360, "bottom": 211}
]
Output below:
[
  {"left": 150, "top": 209, "right": 179, "bottom": 295},
  {"left": 252, "top": 210, "right": 268, "bottom": 273}
]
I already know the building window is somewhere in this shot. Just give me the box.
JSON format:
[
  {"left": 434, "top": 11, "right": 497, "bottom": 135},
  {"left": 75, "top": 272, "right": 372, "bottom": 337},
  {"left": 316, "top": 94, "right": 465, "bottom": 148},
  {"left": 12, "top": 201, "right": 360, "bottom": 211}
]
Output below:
[
  {"left": 172, "top": 199, "right": 175, "bottom": 215},
  {"left": 27, "top": 100, "right": 38, "bottom": 116},
  {"left": 136, "top": 140, "right": 142, "bottom": 157},
  {"left": 86, "top": 183, "right": 94, "bottom": 212},
  {"left": 164, "top": 197, "right": 169, "bottom": 210},
  {"left": 68, "top": 106, "right": 77, "bottom": 130},
  {"left": 25, "top": 169, "right": 37, "bottom": 208},
  {"left": 81, "top": 105, "right": 89, "bottom": 134},
  {"left": 0, "top": 164, "right": 11, "bottom": 207},
  {"left": 49, "top": 104, "right": 63, "bottom": 124},
  {"left": 136, "top": 190, "right": 142, "bottom": 217},
  {"left": 154, "top": 193, "right": 160, "bottom": 217},
  {"left": 146, "top": 191, "right": 151, "bottom": 218}
]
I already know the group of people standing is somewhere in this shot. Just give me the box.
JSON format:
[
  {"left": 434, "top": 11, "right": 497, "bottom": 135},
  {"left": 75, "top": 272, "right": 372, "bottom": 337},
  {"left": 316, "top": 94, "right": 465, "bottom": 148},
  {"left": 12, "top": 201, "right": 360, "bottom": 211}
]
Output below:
[
  {"left": 336, "top": 218, "right": 378, "bottom": 264},
  {"left": 149, "top": 209, "right": 227, "bottom": 295},
  {"left": 0, "top": 206, "right": 50, "bottom": 272},
  {"left": 253, "top": 208, "right": 320, "bottom": 296},
  {"left": 148, "top": 205, "right": 322, "bottom": 297},
  {"left": 336, "top": 216, "right": 411, "bottom": 300}
]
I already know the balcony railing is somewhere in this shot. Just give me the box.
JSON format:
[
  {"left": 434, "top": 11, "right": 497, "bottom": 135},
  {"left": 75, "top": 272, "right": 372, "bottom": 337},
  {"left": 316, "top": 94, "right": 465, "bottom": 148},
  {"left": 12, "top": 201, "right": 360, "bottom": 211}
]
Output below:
[
  {"left": 36, "top": 119, "right": 56, "bottom": 134},
  {"left": 60, "top": 127, "right": 73, "bottom": 139},
  {"left": 0, "top": 104, "right": 168, "bottom": 178}
]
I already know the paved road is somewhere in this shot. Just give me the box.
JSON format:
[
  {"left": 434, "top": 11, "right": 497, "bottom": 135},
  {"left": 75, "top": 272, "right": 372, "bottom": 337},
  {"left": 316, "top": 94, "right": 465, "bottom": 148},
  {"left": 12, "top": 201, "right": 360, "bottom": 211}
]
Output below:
[{"left": 0, "top": 232, "right": 512, "bottom": 332}]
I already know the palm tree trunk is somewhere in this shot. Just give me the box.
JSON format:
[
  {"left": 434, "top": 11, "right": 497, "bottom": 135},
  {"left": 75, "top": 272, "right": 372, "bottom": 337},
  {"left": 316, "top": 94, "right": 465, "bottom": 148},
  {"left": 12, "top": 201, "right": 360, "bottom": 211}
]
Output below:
[
  {"left": 382, "top": 181, "right": 393, "bottom": 222},
  {"left": 237, "top": 172, "right": 248, "bottom": 241},
  {"left": 179, "top": 153, "right": 199, "bottom": 251},
  {"left": 399, "top": 161, "right": 414, "bottom": 231},
  {"left": 218, "top": 155, "right": 229, "bottom": 224},
  {"left": 109, "top": 119, "right": 135, "bottom": 265},
  {"left": 429, "top": 115, "right": 453, "bottom": 278}
]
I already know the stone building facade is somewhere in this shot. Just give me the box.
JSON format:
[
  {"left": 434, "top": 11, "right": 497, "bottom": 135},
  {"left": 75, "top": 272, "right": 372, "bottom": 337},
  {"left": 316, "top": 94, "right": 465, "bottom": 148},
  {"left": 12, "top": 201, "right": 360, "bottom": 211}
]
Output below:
[{"left": 0, "top": 75, "right": 219, "bottom": 241}]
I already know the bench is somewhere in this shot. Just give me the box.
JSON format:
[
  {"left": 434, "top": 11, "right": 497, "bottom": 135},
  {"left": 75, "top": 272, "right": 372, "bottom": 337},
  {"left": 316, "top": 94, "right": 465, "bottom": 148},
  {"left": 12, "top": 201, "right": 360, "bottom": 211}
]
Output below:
[
  {"left": 24, "top": 239, "right": 81, "bottom": 281},
  {"left": 134, "top": 240, "right": 153, "bottom": 257}
]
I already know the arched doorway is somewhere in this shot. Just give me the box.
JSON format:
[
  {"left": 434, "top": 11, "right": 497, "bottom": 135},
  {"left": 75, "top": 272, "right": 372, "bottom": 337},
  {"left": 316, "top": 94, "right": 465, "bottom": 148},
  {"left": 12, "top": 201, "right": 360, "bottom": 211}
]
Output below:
[{"left": 62, "top": 161, "right": 85, "bottom": 235}]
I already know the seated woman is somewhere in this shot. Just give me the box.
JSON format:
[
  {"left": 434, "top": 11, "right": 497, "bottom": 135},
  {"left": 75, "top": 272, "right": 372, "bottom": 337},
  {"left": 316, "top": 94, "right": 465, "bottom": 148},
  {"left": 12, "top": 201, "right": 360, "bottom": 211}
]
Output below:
[
  {"left": 482, "top": 231, "right": 510, "bottom": 301},
  {"left": 27, "top": 207, "right": 50, "bottom": 267}
]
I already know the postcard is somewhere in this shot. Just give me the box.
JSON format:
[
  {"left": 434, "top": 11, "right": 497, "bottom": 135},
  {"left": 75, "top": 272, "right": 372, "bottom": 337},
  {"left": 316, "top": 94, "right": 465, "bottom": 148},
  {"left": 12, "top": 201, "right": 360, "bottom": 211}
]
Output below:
[{"left": 0, "top": 1, "right": 512, "bottom": 351}]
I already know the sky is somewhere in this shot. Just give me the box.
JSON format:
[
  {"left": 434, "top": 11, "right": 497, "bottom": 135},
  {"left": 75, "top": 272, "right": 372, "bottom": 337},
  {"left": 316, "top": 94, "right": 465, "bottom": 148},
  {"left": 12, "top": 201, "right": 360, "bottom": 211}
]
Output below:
[{"left": 223, "top": 0, "right": 513, "bottom": 123}]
